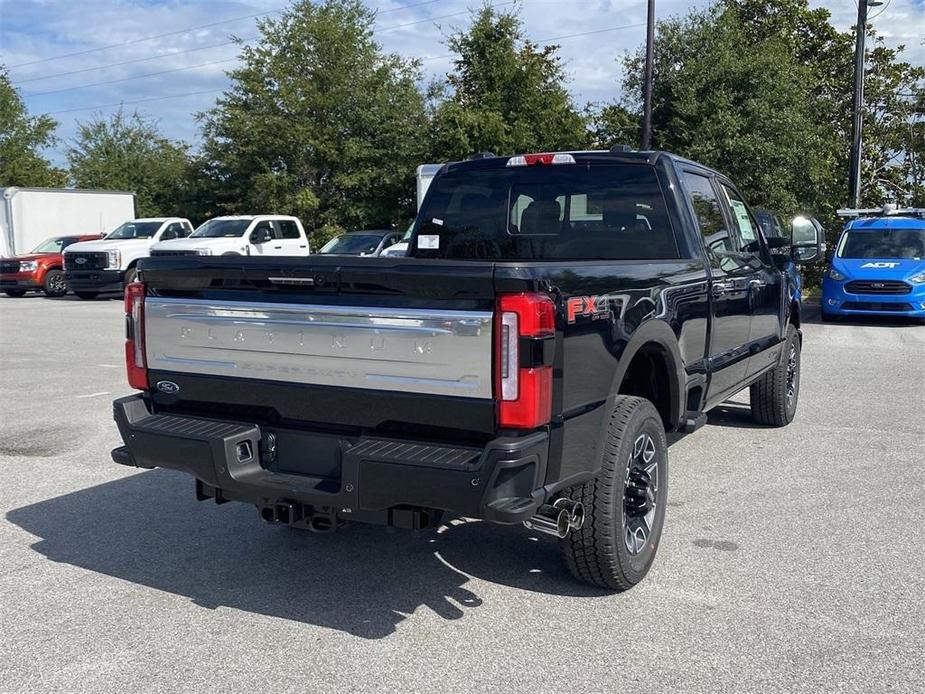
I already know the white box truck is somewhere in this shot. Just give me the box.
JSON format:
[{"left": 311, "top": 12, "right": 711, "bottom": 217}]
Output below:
[{"left": 0, "top": 188, "right": 136, "bottom": 257}]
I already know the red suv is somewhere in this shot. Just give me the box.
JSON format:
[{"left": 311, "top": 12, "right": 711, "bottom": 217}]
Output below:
[{"left": 0, "top": 235, "right": 102, "bottom": 298}]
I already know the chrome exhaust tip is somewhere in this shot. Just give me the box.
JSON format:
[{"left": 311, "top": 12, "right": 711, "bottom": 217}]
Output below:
[{"left": 523, "top": 498, "right": 585, "bottom": 538}]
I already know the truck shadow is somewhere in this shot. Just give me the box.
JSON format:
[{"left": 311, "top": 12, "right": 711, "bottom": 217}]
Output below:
[
  {"left": 6, "top": 469, "right": 606, "bottom": 639},
  {"left": 706, "top": 402, "right": 767, "bottom": 429}
]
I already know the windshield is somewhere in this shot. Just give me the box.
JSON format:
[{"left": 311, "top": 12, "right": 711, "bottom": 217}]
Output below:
[
  {"left": 191, "top": 219, "right": 251, "bottom": 238},
  {"left": 838, "top": 228, "right": 925, "bottom": 259},
  {"left": 412, "top": 163, "right": 678, "bottom": 260},
  {"left": 106, "top": 221, "right": 162, "bottom": 239},
  {"left": 30, "top": 237, "right": 80, "bottom": 254},
  {"left": 319, "top": 234, "right": 382, "bottom": 255}
]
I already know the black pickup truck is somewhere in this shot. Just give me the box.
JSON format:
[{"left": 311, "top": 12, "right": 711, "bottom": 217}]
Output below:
[{"left": 111, "top": 149, "right": 822, "bottom": 590}]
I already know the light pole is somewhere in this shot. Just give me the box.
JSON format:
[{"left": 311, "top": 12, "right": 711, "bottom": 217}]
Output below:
[
  {"left": 847, "top": 0, "right": 883, "bottom": 208},
  {"left": 640, "top": 0, "right": 655, "bottom": 150}
]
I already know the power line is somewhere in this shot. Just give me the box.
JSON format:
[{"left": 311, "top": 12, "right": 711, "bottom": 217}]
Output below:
[
  {"left": 420, "top": 22, "right": 647, "bottom": 62},
  {"left": 38, "top": 3, "right": 641, "bottom": 118},
  {"left": 14, "top": 1, "right": 514, "bottom": 87},
  {"left": 45, "top": 89, "right": 226, "bottom": 116},
  {"left": 22, "top": 5, "right": 500, "bottom": 97},
  {"left": 23, "top": 17, "right": 645, "bottom": 104},
  {"left": 14, "top": 40, "right": 242, "bottom": 85},
  {"left": 23, "top": 58, "right": 242, "bottom": 98},
  {"left": 7, "top": 0, "right": 446, "bottom": 69}
]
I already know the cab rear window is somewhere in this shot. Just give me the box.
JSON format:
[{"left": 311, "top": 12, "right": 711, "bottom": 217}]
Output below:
[{"left": 412, "top": 164, "right": 679, "bottom": 260}]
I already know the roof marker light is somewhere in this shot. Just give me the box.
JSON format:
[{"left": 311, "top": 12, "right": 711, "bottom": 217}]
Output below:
[{"left": 507, "top": 153, "right": 576, "bottom": 167}]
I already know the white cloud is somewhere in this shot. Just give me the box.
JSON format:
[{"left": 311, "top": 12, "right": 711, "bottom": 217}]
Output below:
[{"left": 1, "top": 0, "right": 921, "bottom": 165}]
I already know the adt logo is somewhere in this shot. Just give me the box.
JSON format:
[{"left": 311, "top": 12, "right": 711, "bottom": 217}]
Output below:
[{"left": 860, "top": 262, "right": 899, "bottom": 269}]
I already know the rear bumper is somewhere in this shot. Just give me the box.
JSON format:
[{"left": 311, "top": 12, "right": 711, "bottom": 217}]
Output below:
[
  {"left": 821, "top": 278, "right": 925, "bottom": 317},
  {"left": 111, "top": 394, "right": 550, "bottom": 527},
  {"left": 65, "top": 268, "right": 124, "bottom": 292}
]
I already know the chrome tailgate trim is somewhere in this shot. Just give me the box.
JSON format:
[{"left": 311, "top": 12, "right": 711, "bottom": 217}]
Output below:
[{"left": 144, "top": 298, "right": 494, "bottom": 398}]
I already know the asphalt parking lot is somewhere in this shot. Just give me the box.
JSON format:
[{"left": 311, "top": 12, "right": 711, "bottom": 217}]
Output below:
[{"left": 1, "top": 294, "right": 923, "bottom": 693}]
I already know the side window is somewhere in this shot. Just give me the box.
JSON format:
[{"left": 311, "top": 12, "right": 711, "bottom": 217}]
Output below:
[
  {"left": 175, "top": 222, "right": 191, "bottom": 238},
  {"left": 682, "top": 172, "right": 732, "bottom": 269},
  {"left": 160, "top": 224, "right": 178, "bottom": 241},
  {"left": 719, "top": 184, "right": 761, "bottom": 254},
  {"left": 278, "top": 220, "right": 301, "bottom": 239},
  {"left": 251, "top": 221, "right": 273, "bottom": 241}
]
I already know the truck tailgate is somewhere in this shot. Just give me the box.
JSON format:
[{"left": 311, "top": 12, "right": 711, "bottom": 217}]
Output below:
[
  {"left": 138, "top": 256, "right": 500, "bottom": 436},
  {"left": 144, "top": 298, "right": 493, "bottom": 398}
]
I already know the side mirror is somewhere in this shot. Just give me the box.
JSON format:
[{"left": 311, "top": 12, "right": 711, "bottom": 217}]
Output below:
[
  {"left": 790, "top": 216, "right": 823, "bottom": 265},
  {"left": 160, "top": 229, "right": 176, "bottom": 241}
]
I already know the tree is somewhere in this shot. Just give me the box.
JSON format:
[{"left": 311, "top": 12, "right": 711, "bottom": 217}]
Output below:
[
  {"left": 0, "top": 69, "right": 65, "bottom": 187},
  {"left": 623, "top": 6, "right": 825, "bottom": 214},
  {"left": 429, "top": 4, "right": 589, "bottom": 161},
  {"left": 67, "top": 108, "right": 192, "bottom": 218},
  {"left": 588, "top": 103, "right": 639, "bottom": 150},
  {"left": 199, "top": 0, "right": 428, "bottom": 246},
  {"left": 618, "top": 0, "right": 925, "bottom": 233}
]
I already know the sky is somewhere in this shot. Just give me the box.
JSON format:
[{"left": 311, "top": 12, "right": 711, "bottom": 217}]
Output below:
[{"left": 1, "top": 0, "right": 923, "bottom": 166}]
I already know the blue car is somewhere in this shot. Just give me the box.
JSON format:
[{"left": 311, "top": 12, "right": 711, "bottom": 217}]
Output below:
[{"left": 822, "top": 212, "right": 925, "bottom": 322}]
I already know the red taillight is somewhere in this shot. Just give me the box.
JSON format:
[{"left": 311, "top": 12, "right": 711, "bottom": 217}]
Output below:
[
  {"left": 124, "top": 282, "right": 147, "bottom": 390},
  {"left": 495, "top": 293, "right": 556, "bottom": 429}
]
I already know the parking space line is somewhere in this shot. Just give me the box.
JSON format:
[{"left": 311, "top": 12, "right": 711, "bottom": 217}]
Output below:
[{"left": 76, "top": 391, "right": 110, "bottom": 399}]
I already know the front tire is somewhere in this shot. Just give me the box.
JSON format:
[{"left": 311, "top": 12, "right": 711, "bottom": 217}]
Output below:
[
  {"left": 750, "top": 323, "right": 801, "bottom": 426},
  {"left": 43, "top": 269, "right": 67, "bottom": 297},
  {"left": 560, "top": 396, "right": 668, "bottom": 591},
  {"left": 74, "top": 291, "right": 99, "bottom": 300},
  {"left": 123, "top": 267, "right": 138, "bottom": 287}
]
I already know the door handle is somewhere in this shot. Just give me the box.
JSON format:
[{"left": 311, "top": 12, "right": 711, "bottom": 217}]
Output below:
[
  {"left": 748, "top": 279, "right": 765, "bottom": 289},
  {"left": 273, "top": 245, "right": 282, "bottom": 249}
]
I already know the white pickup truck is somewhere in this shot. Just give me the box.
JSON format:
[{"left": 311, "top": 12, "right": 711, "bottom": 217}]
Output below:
[
  {"left": 64, "top": 218, "right": 193, "bottom": 299},
  {"left": 150, "top": 215, "right": 309, "bottom": 258}
]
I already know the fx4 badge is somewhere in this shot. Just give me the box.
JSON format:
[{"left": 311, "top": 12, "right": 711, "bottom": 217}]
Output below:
[
  {"left": 860, "top": 262, "right": 899, "bottom": 269},
  {"left": 567, "top": 295, "right": 616, "bottom": 323}
]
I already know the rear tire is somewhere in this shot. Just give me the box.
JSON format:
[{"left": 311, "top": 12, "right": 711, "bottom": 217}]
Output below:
[
  {"left": 560, "top": 396, "right": 668, "bottom": 591},
  {"left": 3, "top": 289, "right": 27, "bottom": 297},
  {"left": 74, "top": 291, "right": 99, "bottom": 300},
  {"left": 750, "top": 323, "right": 800, "bottom": 426},
  {"left": 42, "top": 269, "right": 67, "bottom": 297}
]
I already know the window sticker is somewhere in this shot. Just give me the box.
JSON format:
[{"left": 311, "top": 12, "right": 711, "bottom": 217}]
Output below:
[
  {"left": 418, "top": 234, "right": 440, "bottom": 249},
  {"left": 431, "top": 218, "right": 444, "bottom": 226},
  {"left": 729, "top": 199, "right": 756, "bottom": 243}
]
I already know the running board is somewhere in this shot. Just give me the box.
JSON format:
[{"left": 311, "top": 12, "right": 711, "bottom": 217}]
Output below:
[{"left": 679, "top": 410, "right": 707, "bottom": 433}]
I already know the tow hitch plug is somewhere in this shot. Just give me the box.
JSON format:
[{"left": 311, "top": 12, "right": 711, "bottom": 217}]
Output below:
[{"left": 523, "top": 498, "right": 585, "bottom": 538}]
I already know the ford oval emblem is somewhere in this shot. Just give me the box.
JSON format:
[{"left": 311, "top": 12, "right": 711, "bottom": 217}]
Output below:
[
  {"left": 156, "top": 380, "right": 180, "bottom": 395},
  {"left": 75, "top": 257, "right": 87, "bottom": 264}
]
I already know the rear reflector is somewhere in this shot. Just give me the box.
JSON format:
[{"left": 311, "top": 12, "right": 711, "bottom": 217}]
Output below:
[
  {"left": 496, "top": 293, "right": 556, "bottom": 429},
  {"left": 506, "top": 153, "right": 576, "bottom": 167},
  {"left": 124, "top": 282, "right": 147, "bottom": 390}
]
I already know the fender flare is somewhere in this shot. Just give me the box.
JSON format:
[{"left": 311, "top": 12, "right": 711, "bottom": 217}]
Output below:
[{"left": 605, "top": 320, "right": 686, "bottom": 430}]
